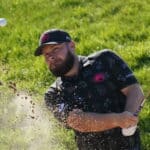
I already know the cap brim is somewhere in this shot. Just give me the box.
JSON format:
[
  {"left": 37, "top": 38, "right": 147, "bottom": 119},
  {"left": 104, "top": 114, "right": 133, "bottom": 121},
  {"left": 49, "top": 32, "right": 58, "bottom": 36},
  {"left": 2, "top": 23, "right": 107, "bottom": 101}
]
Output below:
[{"left": 34, "top": 42, "right": 60, "bottom": 56}]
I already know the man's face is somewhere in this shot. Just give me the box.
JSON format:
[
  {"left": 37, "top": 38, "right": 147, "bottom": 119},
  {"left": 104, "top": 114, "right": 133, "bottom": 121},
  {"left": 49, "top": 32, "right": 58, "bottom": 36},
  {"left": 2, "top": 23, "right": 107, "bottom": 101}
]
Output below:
[{"left": 42, "top": 42, "right": 75, "bottom": 77}]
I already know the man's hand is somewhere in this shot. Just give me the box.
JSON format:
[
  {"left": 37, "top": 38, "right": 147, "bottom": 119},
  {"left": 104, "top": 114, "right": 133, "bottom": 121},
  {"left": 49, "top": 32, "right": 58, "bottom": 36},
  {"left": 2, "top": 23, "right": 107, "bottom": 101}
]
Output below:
[{"left": 117, "top": 111, "right": 138, "bottom": 128}]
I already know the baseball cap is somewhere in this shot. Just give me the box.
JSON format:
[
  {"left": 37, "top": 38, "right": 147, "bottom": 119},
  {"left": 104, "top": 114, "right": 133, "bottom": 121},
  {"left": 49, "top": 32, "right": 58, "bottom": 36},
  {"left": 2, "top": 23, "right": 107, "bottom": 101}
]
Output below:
[{"left": 34, "top": 29, "right": 72, "bottom": 56}]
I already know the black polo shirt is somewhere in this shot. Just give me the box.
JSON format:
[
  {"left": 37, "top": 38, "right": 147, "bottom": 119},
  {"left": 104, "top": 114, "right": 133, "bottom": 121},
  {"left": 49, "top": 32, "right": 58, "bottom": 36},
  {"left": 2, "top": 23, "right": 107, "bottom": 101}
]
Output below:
[{"left": 45, "top": 50, "right": 140, "bottom": 150}]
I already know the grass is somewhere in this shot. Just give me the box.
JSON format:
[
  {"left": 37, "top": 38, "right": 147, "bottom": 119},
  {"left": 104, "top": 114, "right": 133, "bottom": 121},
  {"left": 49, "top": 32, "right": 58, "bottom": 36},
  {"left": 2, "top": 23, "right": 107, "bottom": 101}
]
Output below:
[{"left": 0, "top": 0, "right": 150, "bottom": 149}]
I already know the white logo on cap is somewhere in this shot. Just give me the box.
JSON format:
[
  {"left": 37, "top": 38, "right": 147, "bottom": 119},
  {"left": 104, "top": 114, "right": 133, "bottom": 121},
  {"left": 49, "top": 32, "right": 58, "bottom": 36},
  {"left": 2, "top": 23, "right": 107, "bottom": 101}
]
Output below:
[{"left": 66, "top": 36, "right": 71, "bottom": 40}]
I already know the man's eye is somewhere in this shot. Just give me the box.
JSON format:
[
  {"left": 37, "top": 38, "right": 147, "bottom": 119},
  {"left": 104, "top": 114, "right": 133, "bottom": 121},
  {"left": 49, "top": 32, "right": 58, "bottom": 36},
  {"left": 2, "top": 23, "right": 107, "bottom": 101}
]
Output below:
[{"left": 53, "top": 48, "right": 59, "bottom": 53}]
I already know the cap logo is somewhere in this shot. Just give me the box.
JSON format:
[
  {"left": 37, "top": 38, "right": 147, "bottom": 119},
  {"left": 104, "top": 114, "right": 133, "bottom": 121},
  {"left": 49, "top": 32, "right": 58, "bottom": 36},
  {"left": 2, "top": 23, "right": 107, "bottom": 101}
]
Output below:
[
  {"left": 41, "top": 34, "right": 49, "bottom": 43},
  {"left": 66, "top": 36, "right": 71, "bottom": 40}
]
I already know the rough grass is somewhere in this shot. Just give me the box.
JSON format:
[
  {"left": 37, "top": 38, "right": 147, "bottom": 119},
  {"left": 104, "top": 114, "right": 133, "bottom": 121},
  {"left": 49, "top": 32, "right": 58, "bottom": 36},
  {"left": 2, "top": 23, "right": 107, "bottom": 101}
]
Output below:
[{"left": 0, "top": 0, "right": 150, "bottom": 149}]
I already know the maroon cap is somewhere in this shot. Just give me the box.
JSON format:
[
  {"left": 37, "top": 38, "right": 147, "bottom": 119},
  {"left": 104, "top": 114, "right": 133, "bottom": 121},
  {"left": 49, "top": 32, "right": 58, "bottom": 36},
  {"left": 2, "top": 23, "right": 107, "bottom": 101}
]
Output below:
[{"left": 34, "top": 29, "right": 72, "bottom": 56}]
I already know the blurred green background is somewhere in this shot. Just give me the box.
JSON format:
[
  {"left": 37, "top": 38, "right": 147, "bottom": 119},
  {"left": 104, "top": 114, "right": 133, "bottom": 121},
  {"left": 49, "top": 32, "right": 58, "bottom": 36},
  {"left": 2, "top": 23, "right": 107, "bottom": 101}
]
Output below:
[{"left": 0, "top": 0, "right": 150, "bottom": 149}]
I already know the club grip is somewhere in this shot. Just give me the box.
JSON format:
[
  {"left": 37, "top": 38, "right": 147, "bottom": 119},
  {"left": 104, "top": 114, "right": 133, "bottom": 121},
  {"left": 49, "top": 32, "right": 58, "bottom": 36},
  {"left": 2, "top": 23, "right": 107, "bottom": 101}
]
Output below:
[{"left": 122, "top": 125, "right": 137, "bottom": 136}]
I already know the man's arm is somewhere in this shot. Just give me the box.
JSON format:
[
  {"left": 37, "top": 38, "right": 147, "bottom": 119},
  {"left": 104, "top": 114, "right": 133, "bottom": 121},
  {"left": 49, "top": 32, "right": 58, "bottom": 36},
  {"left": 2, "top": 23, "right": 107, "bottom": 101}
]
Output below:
[
  {"left": 67, "top": 110, "right": 138, "bottom": 132},
  {"left": 66, "top": 83, "right": 143, "bottom": 133},
  {"left": 45, "top": 87, "right": 138, "bottom": 132},
  {"left": 121, "top": 83, "right": 145, "bottom": 113}
]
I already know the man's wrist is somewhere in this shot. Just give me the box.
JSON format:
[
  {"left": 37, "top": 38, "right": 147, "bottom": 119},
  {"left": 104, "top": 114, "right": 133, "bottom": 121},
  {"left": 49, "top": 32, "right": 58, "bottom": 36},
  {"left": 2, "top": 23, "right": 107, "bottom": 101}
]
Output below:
[{"left": 111, "top": 113, "right": 120, "bottom": 128}]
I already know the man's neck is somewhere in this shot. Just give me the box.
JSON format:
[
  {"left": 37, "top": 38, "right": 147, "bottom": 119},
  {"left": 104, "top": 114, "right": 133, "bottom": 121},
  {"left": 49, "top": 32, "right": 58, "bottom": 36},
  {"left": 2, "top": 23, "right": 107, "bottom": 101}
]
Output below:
[{"left": 64, "top": 56, "right": 79, "bottom": 77}]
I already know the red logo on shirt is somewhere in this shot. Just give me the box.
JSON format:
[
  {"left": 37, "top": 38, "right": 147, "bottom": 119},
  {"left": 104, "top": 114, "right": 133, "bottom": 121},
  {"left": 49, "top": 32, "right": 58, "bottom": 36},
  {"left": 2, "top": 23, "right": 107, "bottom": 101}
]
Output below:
[{"left": 93, "top": 73, "right": 105, "bottom": 83}]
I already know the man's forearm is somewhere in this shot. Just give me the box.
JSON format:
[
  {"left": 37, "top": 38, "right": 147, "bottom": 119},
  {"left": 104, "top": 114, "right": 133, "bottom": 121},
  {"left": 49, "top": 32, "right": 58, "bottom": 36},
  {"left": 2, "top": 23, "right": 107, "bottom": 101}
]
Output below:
[
  {"left": 67, "top": 110, "right": 138, "bottom": 132},
  {"left": 68, "top": 112, "right": 118, "bottom": 132}
]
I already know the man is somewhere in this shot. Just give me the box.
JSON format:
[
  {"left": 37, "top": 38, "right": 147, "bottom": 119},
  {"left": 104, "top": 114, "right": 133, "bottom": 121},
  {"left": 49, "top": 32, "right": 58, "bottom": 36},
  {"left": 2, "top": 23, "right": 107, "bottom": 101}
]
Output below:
[{"left": 34, "top": 29, "right": 144, "bottom": 150}]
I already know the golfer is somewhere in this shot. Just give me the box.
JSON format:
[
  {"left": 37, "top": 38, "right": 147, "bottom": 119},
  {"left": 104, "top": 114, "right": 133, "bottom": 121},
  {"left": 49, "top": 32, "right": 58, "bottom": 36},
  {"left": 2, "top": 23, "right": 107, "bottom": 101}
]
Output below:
[{"left": 34, "top": 29, "right": 144, "bottom": 150}]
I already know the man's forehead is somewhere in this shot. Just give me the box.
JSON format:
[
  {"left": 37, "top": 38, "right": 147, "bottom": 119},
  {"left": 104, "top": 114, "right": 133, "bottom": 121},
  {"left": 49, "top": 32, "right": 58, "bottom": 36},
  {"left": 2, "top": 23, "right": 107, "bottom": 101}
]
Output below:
[
  {"left": 45, "top": 44, "right": 59, "bottom": 49},
  {"left": 42, "top": 44, "right": 61, "bottom": 52}
]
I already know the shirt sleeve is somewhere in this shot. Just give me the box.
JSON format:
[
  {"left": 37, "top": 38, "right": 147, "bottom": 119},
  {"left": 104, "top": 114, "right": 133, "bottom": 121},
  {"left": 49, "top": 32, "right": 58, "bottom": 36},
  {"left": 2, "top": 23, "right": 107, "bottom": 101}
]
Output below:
[
  {"left": 44, "top": 87, "right": 70, "bottom": 126},
  {"left": 100, "top": 50, "right": 138, "bottom": 90}
]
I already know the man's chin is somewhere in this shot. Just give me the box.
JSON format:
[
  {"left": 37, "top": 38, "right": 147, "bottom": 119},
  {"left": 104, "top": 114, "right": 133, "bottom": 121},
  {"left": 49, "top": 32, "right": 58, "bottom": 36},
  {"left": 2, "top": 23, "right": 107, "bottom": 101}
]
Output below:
[{"left": 49, "top": 68, "right": 64, "bottom": 77}]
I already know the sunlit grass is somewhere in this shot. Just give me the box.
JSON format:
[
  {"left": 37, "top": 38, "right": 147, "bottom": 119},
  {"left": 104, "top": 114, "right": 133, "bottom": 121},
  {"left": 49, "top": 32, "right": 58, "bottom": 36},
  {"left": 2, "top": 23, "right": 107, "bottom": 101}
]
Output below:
[{"left": 0, "top": 0, "right": 150, "bottom": 149}]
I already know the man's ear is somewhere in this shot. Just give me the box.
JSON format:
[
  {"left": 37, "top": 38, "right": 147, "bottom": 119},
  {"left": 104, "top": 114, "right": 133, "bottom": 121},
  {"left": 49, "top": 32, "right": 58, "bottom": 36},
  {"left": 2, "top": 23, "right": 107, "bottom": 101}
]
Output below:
[{"left": 69, "top": 41, "right": 75, "bottom": 52}]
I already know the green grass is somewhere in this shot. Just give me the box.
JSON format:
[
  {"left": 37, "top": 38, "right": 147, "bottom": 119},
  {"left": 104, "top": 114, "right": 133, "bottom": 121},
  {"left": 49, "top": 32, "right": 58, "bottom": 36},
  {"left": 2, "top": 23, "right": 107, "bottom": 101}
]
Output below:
[{"left": 0, "top": 0, "right": 150, "bottom": 149}]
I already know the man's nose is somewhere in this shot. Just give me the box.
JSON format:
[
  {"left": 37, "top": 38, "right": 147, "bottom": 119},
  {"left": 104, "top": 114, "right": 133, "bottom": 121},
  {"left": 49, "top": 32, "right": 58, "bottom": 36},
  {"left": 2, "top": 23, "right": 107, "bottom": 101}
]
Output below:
[{"left": 47, "top": 54, "right": 55, "bottom": 62}]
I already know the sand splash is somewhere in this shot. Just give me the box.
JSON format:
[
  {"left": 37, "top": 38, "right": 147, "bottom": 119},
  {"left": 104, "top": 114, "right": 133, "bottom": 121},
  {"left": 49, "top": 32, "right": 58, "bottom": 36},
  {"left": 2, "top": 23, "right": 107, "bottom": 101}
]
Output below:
[{"left": 13, "top": 92, "right": 52, "bottom": 149}]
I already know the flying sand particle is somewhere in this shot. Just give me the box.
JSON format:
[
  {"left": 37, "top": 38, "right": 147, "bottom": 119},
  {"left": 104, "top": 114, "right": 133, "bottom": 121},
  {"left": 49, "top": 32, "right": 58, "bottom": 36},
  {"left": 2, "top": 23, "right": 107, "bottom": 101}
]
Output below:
[
  {"left": 30, "top": 116, "right": 35, "bottom": 119},
  {"left": 0, "top": 81, "right": 3, "bottom": 85},
  {"left": 8, "top": 81, "right": 17, "bottom": 93}
]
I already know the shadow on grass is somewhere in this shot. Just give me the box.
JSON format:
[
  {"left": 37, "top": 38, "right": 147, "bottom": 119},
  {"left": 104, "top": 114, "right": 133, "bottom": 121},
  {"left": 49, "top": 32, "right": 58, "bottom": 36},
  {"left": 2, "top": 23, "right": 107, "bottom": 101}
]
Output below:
[{"left": 131, "top": 53, "right": 150, "bottom": 70}]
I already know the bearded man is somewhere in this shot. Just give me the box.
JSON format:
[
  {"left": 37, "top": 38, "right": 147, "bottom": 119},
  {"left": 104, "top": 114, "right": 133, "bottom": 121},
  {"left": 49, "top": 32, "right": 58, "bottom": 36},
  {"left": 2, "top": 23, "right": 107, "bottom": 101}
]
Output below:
[{"left": 34, "top": 29, "right": 144, "bottom": 150}]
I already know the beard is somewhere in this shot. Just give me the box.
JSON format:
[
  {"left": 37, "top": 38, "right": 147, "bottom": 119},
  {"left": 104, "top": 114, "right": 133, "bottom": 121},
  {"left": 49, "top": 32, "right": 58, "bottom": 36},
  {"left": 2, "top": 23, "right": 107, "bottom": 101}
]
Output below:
[{"left": 49, "top": 50, "right": 75, "bottom": 77}]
